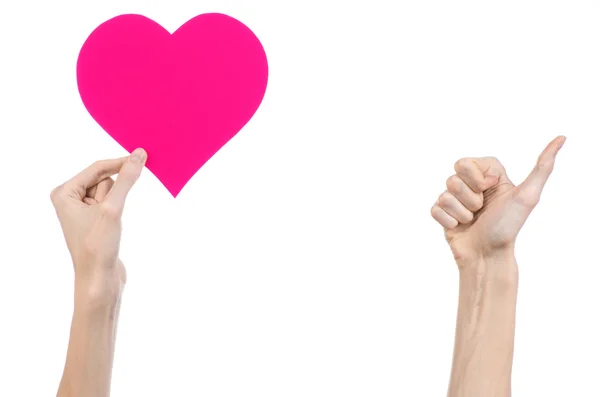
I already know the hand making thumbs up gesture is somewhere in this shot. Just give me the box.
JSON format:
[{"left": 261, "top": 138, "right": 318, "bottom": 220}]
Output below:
[{"left": 431, "top": 136, "right": 565, "bottom": 266}]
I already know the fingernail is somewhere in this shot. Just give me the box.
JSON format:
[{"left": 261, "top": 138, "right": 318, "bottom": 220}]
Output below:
[
  {"left": 558, "top": 136, "right": 566, "bottom": 148},
  {"left": 130, "top": 148, "right": 147, "bottom": 165}
]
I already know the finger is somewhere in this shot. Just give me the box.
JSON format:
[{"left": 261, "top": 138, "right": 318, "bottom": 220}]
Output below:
[
  {"left": 515, "top": 136, "right": 566, "bottom": 206},
  {"left": 438, "top": 191, "right": 473, "bottom": 224},
  {"left": 83, "top": 197, "right": 98, "bottom": 205},
  {"left": 104, "top": 148, "right": 147, "bottom": 211},
  {"left": 446, "top": 174, "right": 484, "bottom": 212},
  {"left": 86, "top": 177, "right": 113, "bottom": 199},
  {"left": 66, "top": 157, "right": 128, "bottom": 198},
  {"left": 431, "top": 204, "right": 459, "bottom": 229},
  {"left": 86, "top": 184, "right": 97, "bottom": 198},
  {"left": 454, "top": 157, "right": 502, "bottom": 193},
  {"left": 94, "top": 177, "right": 114, "bottom": 201}
]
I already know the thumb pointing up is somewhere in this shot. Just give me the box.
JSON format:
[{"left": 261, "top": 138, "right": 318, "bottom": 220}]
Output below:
[{"left": 515, "top": 136, "right": 566, "bottom": 207}]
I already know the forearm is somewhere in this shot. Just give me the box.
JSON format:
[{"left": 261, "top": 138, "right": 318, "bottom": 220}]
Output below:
[
  {"left": 447, "top": 252, "right": 519, "bottom": 397},
  {"left": 57, "top": 284, "right": 123, "bottom": 397}
]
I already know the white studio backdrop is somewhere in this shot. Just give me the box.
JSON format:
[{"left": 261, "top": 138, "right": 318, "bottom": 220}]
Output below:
[{"left": 0, "top": 0, "right": 598, "bottom": 396}]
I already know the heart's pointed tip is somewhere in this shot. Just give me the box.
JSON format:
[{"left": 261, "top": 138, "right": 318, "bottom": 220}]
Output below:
[{"left": 167, "top": 186, "right": 183, "bottom": 198}]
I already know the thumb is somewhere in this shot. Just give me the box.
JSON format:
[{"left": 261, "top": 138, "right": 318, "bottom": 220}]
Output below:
[
  {"left": 515, "top": 136, "right": 565, "bottom": 207},
  {"left": 104, "top": 148, "right": 147, "bottom": 210}
]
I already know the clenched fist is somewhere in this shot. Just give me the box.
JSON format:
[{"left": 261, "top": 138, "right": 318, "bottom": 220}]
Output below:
[{"left": 431, "top": 136, "right": 565, "bottom": 265}]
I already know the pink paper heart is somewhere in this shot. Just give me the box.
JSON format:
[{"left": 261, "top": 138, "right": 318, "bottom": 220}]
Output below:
[{"left": 77, "top": 13, "right": 269, "bottom": 197}]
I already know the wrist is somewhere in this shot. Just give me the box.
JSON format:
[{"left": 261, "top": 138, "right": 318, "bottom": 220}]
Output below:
[
  {"left": 74, "top": 271, "right": 124, "bottom": 312},
  {"left": 457, "top": 248, "right": 518, "bottom": 285},
  {"left": 450, "top": 253, "right": 518, "bottom": 397}
]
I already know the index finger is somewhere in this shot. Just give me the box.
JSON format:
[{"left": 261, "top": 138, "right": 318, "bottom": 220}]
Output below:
[
  {"left": 64, "top": 157, "right": 128, "bottom": 198},
  {"left": 453, "top": 157, "right": 501, "bottom": 193}
]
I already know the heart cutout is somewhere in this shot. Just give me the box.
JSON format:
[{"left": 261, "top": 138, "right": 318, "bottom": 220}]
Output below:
[{"left": 77, "top": 13, "right": 269, "bottom": 197}]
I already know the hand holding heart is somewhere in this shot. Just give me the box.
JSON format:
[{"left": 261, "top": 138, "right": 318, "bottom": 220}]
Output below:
[
  {"left": 430, "top": 136, "right": 566, "bottom": 266},
  {"left": 77, "top": 13, "right": 269, "bottom": 197},
  {"left": 51, "top": 149, "right": 147, "bottom": 305}
]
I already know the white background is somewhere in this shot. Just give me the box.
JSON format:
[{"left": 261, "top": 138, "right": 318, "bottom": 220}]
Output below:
[{"left": 0, "top": 1, "right": 598, "bottom": 396}]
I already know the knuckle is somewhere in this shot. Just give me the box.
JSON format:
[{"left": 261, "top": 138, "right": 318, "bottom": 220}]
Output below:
[
  {"left": 438, "top": 191, "right": 454, "bottom": 207},
  {"left": 99, "top": 202, "right": 121, "bottom": 219},
  {"left": 430, "top": 205, "right": 439, "bottom": 218},
  {"left": 94, "top": 161, "right": 108, "bottom": 176},
  {"left": 50, "top": 185, "right": 64, "bottom": 203},
  {"left": 90, "top": 160, "right": 110, "bottom": 177},
  {"left": 454, "top": 158, "right": 471, "bottom": 172},
  {"left": 445, "top": 175, "right": 462, "bottom": 193}
]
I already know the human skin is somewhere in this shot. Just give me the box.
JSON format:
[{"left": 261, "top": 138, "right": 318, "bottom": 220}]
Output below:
[
  {"left": 430, "top": 136, "right": 565, "bottom": 397},
  {"left": 52, "top": 148, "right": 147, "bottom": 397}
]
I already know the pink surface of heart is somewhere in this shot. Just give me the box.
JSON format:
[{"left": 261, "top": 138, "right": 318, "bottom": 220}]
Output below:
[{"left": 77, "top": 13, "right": 269, "bottom": 197}]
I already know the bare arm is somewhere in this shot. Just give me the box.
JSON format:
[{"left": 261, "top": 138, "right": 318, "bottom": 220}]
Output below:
[
  {"left": 57, "top": 285, "right": 123, "bottom": 397},
  {"left": 430, "top": 137, "right": 565, "bottom": 396},
  {"left": 447, "top": 254, "right": 518, "bottom": 397},
  {"left": 52, "top": 149, "right": 145, "bottom": 397}
]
